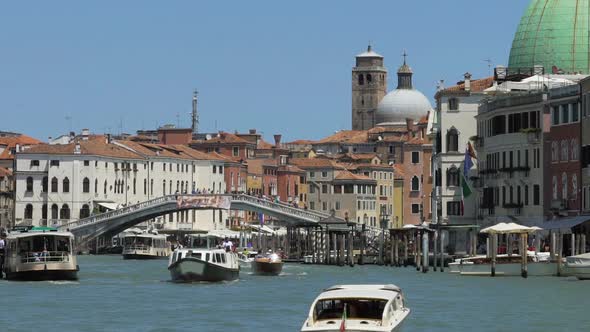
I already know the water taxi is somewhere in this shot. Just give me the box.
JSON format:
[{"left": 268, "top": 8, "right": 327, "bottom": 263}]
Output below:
[
  {"left": 168, "top": 248, "right": 239, "bottom": 282},
  {"left": 2, "top": 226, "right": 79, "bottom": 281},
  {"left": 237, "top": 249, "right": 257, "bottom": 267},
  {"left": 301, "top": 284, "right": 410, "bottom": 332},
  {"left": 564, "top": 253, "right": 590, "bottom": 280},
  {"left": 251, "top": 251, "right": 283, "bottom": 276},
  {"left": 121, "top": 229, "right": 169, "bottom": 259}
]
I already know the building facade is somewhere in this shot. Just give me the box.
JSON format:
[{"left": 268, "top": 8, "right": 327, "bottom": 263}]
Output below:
[{"left": 352, "top": 45, "right": 387, "bottom": 131}]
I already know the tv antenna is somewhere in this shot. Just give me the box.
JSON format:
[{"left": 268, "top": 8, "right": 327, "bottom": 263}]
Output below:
[{"left": 483, "top": 58, "right": 493, "bottom": 76}]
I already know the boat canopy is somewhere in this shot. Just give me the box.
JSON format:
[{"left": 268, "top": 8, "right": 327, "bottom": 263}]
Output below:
[
  {"left": 480, "top": 222, "right": 541, "bottom": 234},
  {"left": 206, "top": 229, "right": 241, "bottom": 238},
  {"left": 317, "top": 285, "right": 401, "bottom": 301}
]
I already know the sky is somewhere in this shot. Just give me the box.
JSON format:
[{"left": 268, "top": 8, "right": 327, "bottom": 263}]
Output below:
[{"left": 0, "top": 0, "right": 531, "bottom": 143}]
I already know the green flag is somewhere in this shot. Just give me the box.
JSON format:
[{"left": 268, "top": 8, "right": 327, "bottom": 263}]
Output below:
[{"left": 461, "top": 172, "right": 472, "bottom": 198}]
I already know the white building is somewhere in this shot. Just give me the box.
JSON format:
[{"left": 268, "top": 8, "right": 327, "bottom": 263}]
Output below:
[
  {"left": 432, "top": 74, "right": 493, "bottom": 225},
  {"left": 13, "top": 136, "right": 228, "bottom": 232}
]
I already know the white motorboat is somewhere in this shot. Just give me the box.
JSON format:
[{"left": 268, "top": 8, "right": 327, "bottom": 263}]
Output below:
[
  {"left": 2, "top": 226, "right": 78, "bottom": 281},
  {"left": 449, "top": 251, "right": 555, "bottom": 276},
  {"left": 237, "top": 250, "right": 257, "bottom": 266},
  {"left": 564, "top": 253, "right": 590, "bottom": 280},
  {"left": 301, "top": 284, "right": 410, "bottom": 332},
  {"left": 121, "top": 229, "right": 169, "bottom": 259},
  {"left": 168, "top": 248, "right": 239, "bottom": 282}
]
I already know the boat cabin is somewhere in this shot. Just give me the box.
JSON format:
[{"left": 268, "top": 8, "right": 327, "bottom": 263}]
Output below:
[{"left": 5, "top": 227, "right": 74, "bottom": 263}]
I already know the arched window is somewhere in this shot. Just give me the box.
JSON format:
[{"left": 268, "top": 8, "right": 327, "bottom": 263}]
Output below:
[
  {"left": 163, "top": 180, "right": 166, "bottom": 196},
  {"left": 144, "top": 179, "right": 147, "bottom": 195},
  {"left": 104, "top": 180, "right": 107, "bottom": 194},
  {"left": 95, "top": 179, "right": 98, "bottom": 193},
  {"left": 561, "top": 140, "right": 568, "bottom": 161},
  {"left": 411, "top": 176, "right": 420, "bottom": 191},
  {"left": 169, "top": 180, "right": 172, "bottom": 194},
  {"left": 42, "top": 204, "right": 47, "bottom": 220},
  {"left": 562, "top": 172, "right": 568, "bottom": 200},
  {"left": 366, "top": 73, "right": 372, "bottom": 83},
  {"left": 446, "top": 128, "right": 459, "bottom": 152},
  {"left": 80, "top": 204, "right": 90, "bottom": 219},
  {"left": 150, "top": 179, "right": 154, "bottom": 195},
  {"left": 552, "top": 176, "right": 558, "bottom": 200},
  {"left": 42, "top": 176, "right": 48, "bottom": 193},
  {"left": 60, "top": 204, "right": 70, "bottom": 220},
  {"left": 176, "top": 180, "right": 180, "bottom": 193},
  {"left": 24, "top": 204, "right": 33, "bottom": 219},
  {"left": 26, "top": 176, "right": 34, "bottom": 192},
  {"left": 51, "top": 204, "right": 58, "bottom": 219},
  {"left": 571, "top": 139, "right": 578, "bottom": 161},
  {"left": 82, "top": 177, "right": 90, "bottom": 193},
  {"left": 572, "top": 174, "right": 578, "bottom": 200},
  {"left": 358, "top": 74, "right": 364, "bottom": 85},
  {"left": 446, "top": 167, "right": 460, "bottom": 187},
  {"left": 62, "top": 177, "right": 70, "bottom": 193},
  {"left": 51, "top": 177, "right": 58, "bottom": 193},
  {"left": 551, "top": 141, "right": 558, "bottom": 161},
  {"left": 133, "top": 178, "right": 136, "bottom": 195}
]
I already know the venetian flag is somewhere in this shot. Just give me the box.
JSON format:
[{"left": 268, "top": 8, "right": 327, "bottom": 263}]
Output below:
[
  {"left": 340, "top": 304, "right": 347, "bottom": 332},
  {"left": 461, "top": 145, "right": 474, "bottom": 215}
]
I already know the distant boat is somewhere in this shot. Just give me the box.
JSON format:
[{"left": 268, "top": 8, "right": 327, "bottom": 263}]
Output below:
[
  {"left": 3, "top": 226, "right": 79, "bottom": 281},
  {"left": 448, "top": 251, "right": 556, "bottom": 276},
  {"left": 121, "top": 229, "right": 169, "bottom": 259},
  {"left": 251, "top": 252, "right": 283, "bottom": 276},
  {"left": 168, "top": 248, "right": 239, "bottom": 282},
  {"left": 301, "top": 284, "right": 410, "bottom": 332},
  {"left": 564, "top": 253, "right": 590, "bottom": 280},
  {"left": 237, "top": 250, "right": 257, "bottom": 267}
]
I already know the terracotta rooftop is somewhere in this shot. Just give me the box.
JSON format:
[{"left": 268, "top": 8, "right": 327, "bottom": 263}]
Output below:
[
  {"left": 0, "top": 134, "right": 43, "bottom": 160},
  {"left": 257, "top": 139, "right": 274, "bottom": 149},
  {"left": 162, "top": 144, "right": 226, "bottom": 162},
  {"left": 247, "top": 158, "right": 278, "bottom": 174},
  {"left": 285, "top": 139, "right": 315, "bottom": 145},
  {"left": 20, "top": 139, "right": 142, "bottom": 159},
  {"left": 334, "top": 170, "right": 374, "bottom": 182},
  {"left": 289, "top": 158, "right": 339, "bottom": 169},
  {"left": 116, "top": 141, "right": 192, "bottom": 160},
  {"left": 439, "top": 76, "right": 494, "bottom": 94},
  {"left": 314, "top": 130, "right": 368, "bottom": 144}
]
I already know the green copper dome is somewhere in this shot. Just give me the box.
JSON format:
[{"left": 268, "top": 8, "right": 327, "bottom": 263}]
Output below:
[{"left": 509, "top": 0, "right": 590, "bottom": 74}]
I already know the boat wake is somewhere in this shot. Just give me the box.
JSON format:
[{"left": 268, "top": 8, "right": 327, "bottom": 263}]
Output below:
[{"left": 47, "top": 280, "right": 80, "bottom": 285}]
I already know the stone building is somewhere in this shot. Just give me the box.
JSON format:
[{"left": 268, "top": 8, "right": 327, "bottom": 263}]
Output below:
[
  {"left": 352, "top": 45, "right": 387, "bottom": 130},
  {"left": 0, "top": 167, "right": 13, "bottom": 227}
]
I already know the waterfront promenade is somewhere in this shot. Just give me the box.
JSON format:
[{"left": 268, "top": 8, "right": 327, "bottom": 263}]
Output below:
[{"left": 1, "top": 255, "right": 588, "bottom": 331}]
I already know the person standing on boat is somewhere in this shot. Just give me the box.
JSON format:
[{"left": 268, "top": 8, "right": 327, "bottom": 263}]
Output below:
[
  {"left": 222, "top": 237, "right": 233, "bottom": 252},
  {"left": 0, "top": 232, "right": 6, "bottom": 277}
]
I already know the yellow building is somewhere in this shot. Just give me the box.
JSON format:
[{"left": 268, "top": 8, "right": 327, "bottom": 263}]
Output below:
[{"left": 392, "top": 166, "right": 405, "bottom": 228}]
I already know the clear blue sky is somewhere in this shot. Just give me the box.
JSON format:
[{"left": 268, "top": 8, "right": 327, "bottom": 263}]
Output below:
[{"left": 1, "top": 0, "right": 530, "bottom": 143}]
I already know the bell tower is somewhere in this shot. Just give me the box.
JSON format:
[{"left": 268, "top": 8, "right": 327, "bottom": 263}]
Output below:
[{"left": 352, "top": 45, "right": 388, "bottom": 130}]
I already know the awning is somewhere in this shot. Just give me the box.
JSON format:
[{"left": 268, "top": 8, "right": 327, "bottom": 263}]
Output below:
[
  {"left": 481, "top": 222, "right": 539, "bottom": 234},
  {"left": 206, "top": 229, "right": 241, "bottom": 239},
  {"left": 537, "top": 216, "right": 590, "bottom": 231},
  {"left": 97, "top": 202, "right": 119, "bottom": 210},
  {"left": 247, "top": 224, "right": 277, "bottom": 234}
]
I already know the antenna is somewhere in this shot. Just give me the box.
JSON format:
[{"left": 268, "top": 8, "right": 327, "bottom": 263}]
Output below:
[
  {"left": 483, "top": 58, "right": 493, "bottom": 76},
  {"left": 191, "top": 90, "right": 199, "bottom": 134},
  {"left": 176, "top": 113, "right": 180, "bottom": 128},
  {"left": 65, "top": 115, "right": 72, "bottom": 133}
]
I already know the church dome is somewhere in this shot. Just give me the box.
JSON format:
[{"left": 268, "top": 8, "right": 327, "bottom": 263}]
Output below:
[
  {"left": 376, "top": 89, "right": 432, "bottom": 125},
  {"left": 509, "top": 0, "right": 590, "bottom": 74},
  {"left": 375, "top": 56, "right": 432, "bottom": 125}
]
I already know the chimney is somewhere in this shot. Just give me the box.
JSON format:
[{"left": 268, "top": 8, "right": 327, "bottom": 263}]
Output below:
[
  {"left": 15, "top": 144, "right": 20, "bottom": 153},
  {"left": 81, "top": 128, "right": 89, "bottom": 140},
  {"left": 273, "top": 134, "right": 282, "bottom": 148},
  {"left": 106, "top": 134, "right": 112, "bottom": 144},
  {"left": 496, "top": 65, "right": 506, "bottom": 80},
  {"left": 464, "top": 72, "right": 472, "bottom": 91},
  {"left": 249, "top": 129, "right": 257, "bottom": 134},
  {"left": 74, "top": 142, "right": 81, "bottom": 154},
  {"left": 405, "top": 118, "right": 414, "bottom": 131}
]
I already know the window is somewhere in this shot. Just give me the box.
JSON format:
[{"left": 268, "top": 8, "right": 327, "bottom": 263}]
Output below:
[
  {"left": 80, "top": 204, "right": 90, "bottom": 219},
  {"left": 42, "top": 204, "right": 47, "bottom": 220},
  {"left": 335, "top": 201, "right": 341, "bottom": 210},
  {"left": 572, "top": 139, "right": 578, "bottom": 161},
  {"left": 213, "top": 165, "right": 217, "bottom": 174},
  {"left": 30, "top": 160, "right": 39, "bottom": 167},
  {"left": 446, "top": 167, "right": 459, "bottom": 187},
  {"left": 62, "top": 177, "right": 69, "bottom": 193},
  {"left": 232, "top": 147, "right": 239, "bottom": 157},
  {"left": 309, "top": 172, "right": 315, "bottom": 178},
  {"left": 562, "top": 105, "right": 569, "bottom": 123},
  {"left": 84, "top": 160, "right": 90, "bottom": 166},
  {"left": 309, "top": 202, "right": 315, "bottom": 210},
  {"left": 219, "top": 166, "right": 223, "bottom": 174},
  {"left": 561, "top": 140, "right": 569, "bottom": 161},
  {"left": 525, "top": 185, "right": 529, "bottom": 205},
  {"left": 322, "top": 184, "right": 328, "bottom": 194},
  {"left": 358, "top": 74, "right": 364, "bottom": 85},
  {"left": 60, "top": 204, "right": 70, "bottom": 220},
  {"left": 446, "top": 128, "right": 458, "bottom": 152},
  {"left": 552, "top": 176, "right": 558, "bottom": 200},
  {"left": 448, "top": 98, "right": 459, "bottom": 111},
  {"left": 82, "top": 177, "right": 90, "bottom": 193},
  {"left": 551, "top": 142, "right": 558, "bottom": 162},
  {"left": 321, "top": 171, "right": 327, "bottom": 178},
  {"left": 366, "top": 73, "right": 372, "bottom": 83},
  {"left": 50, "top": 160, "right": 59, "bottom": 167},
  {"left": 447, "top": 201, "right": 461, "bottom": 216},
  {"left": 534, "top": 185, "right": 540, "bottom": 205},
  {"left": 24, "top": 204, "right": 33, "bottom": 219},
  {"left": 411, "top": 151, "right": 420, "bottom": 164},
  {"left": 50, "top": 204, "right": 58, "bottom": 219},
  {"left": 104, "top": 180, "right": 107, "bottom": 194},
  {"left": 411, "top": 204, "right": 420, "bottom": 214},
  {"left": 572, "top": 174, "right": 578, "bottom": 200},
  {"left": 572, "top": 103, "right": 580, "bottom": 122},
  {"left": 26, "top": 176, "right": 33, "bottom": 192},
  {"left": 42, "top": 176, "right": 48, "bottom": 193},
  {"left": 322, "top": 202, "right": 327, "bottom": 211},
  {"left": 411, "top": 176, "right": 420, "bottom": 191},
  {"left": 51, "top": 177, "right": 58, "bottom": 193}
]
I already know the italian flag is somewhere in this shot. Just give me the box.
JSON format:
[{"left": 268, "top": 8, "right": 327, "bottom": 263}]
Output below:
[{"left": 340, "top": 304, "right": 347, "bottom": 332}]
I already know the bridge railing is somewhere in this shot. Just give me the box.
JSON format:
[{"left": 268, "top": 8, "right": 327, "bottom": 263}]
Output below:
[
  {"left": 230, "top": 194, "right": 337, "bottom": 223},
  {"left": 60, "top": 195, "right": 178, "bottom": 231}
]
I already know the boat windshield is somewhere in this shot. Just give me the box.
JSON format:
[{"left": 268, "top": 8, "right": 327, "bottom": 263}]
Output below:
[
  {"left": 16, "top": 235, "right": 72, "bottom": 263},
  {"left": 314, "top": 298, "right": 386, "bottom": 321},
  {"left": 124, "top": 237, "right": 152, "bottom": 246}
]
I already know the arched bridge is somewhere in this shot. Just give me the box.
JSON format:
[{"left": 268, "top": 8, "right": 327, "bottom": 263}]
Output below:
[{"left": 58, "top": 194, "right": 339, "bottom": 248}]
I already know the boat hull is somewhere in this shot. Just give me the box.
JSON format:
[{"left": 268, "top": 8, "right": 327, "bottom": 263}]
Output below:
[
  {"left": 123, "top": 253, "right": 166, "bottom": 260},
  {"left": 301, "top": 316, "right": 406, "bottom": 332},
  {"left": 251, "top": 260, "right": 283, "bottom": 276},
  {"left": 563, "top": 265, "right": 590, "bottom": 280},
  {"left": 5, "top": 269, "right": 78, "bottom": 281},
  {"left": 169, "top": 258, "right": 239, "bottom": 282}
]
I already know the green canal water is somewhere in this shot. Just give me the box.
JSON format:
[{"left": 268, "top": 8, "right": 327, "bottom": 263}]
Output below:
[{"left": 1, "top": 255, "right": 589, "bottom": 331}]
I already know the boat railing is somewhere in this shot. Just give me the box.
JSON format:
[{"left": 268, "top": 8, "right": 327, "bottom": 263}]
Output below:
[
  {"left": 124, "top": 245, "right": 150, "bottom": 252},
  {"left": 20, "top": 251, "right": 71, "bottom": 263}
]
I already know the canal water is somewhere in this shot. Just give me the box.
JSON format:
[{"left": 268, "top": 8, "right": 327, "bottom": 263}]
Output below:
[{"left": 1, "top": 255, "right": 589, "bottom": 331}]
